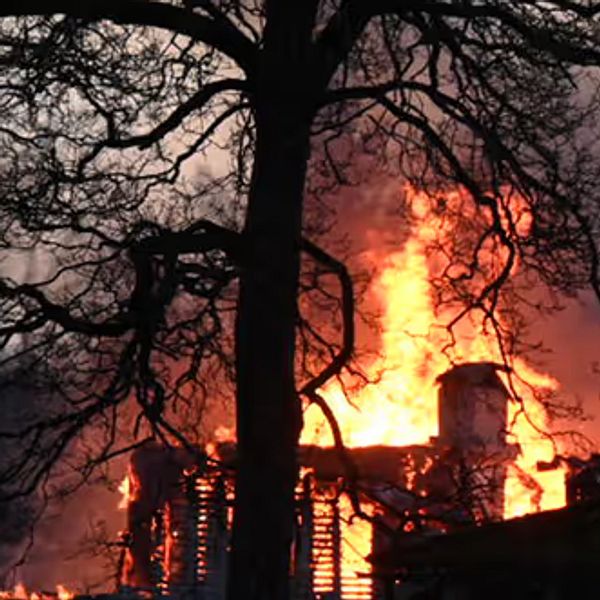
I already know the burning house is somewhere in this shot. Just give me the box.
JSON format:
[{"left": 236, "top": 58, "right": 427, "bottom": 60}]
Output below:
[
  {"left": 0, "top": 187, "right": 576, "bottom": 599},
  {"left": 117, "top": 362, "right": 520, "bottom": 600}
]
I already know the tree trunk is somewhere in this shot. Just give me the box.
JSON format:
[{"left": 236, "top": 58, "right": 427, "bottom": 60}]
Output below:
[
  {"left": 228, "top": 4, "right": 319, "bottom": 598},
  {"left": 229, "top": 124, "right": 308, "bottom": 600}
]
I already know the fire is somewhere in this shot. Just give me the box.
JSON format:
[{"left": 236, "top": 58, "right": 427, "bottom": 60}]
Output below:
[
  {"left": 301, "top": 186, "right": 566, "bottom": 582},
  {"left": 118, "top": 474, "right": 132, "bottom": 510},
  {"left": 338, "top": 496, "right": 374, "bottom": 589},
  {"left": 55, "top": 587, "right": 73, "bottom": 600},
  {"left": 10, "top": 585, "right": 26, "bottom": 600},
  {"left": 118, "top": 466, "right": 141, "bottom": 511},
  {"left": 0, "top": 585, "right": 74, "bottom": 600}
]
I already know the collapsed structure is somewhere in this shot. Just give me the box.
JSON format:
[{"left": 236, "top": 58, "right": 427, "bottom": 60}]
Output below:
[{"left": 118, "top": 362, "right": 520, "bottom": 600}]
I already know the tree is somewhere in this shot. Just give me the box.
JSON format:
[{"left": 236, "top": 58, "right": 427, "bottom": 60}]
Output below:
[{"left": 0, "top": 2, "right": 599, "bottom": 599}]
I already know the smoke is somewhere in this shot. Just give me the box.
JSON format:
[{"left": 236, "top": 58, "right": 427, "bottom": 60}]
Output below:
[
  {"left": 15, "top": 481, "right": 125, "bottom": 593},
  {"left": 528, "top": 291, "right": 600, "bottom": 446},
  {"left": 0, "top": 377, "right": 43, "bottom": 586},
  {"left": 0, "top": 368, "right": 127, "bottom": 592}
]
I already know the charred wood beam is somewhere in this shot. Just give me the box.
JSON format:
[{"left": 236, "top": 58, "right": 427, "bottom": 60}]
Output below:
[{"left": 299, "top": 443, "right": 433, "bottom": 483}]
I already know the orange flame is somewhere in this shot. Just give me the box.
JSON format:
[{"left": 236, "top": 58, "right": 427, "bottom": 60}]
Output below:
[
  {"left": 301, "top": 186, "right": 566, "bottom": 582},
  {"left": 0, "top": 584, "right": 75, "bottom": 600},
  {"left": 118, "top": 474, "right": 132, "bottom": 510},
  {"left": 12, "top": 585, "right": 26, "bottom": 600},
  {"left": 55, "top": 587, "right": 73, "bottom": 600}
]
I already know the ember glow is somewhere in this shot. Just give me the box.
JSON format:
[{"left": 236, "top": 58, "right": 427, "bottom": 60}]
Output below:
[
  {"left": 0, "top": 584, "right": 74, "bottom": 600},
  {"left": 301, "top": 186, "right": 566, "bottom": 584}
]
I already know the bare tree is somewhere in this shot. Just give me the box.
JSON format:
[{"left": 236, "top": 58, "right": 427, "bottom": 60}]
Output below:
[{"left": 0, "top": 2, "right": 599, "bottom": 599}]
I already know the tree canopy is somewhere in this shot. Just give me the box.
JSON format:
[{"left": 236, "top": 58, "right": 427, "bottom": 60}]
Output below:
[{"left": 0, "top": 2, "right": 599, "bottom": 598}]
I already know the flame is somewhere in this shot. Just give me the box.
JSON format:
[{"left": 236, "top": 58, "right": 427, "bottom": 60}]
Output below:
[
  {"left": 301, "top": 186, "right": 566, "bottom": 582},
  {"left": 118, "top": 474, "right": 132, "bottom": 510},
  {"left": 12, "top": 585, "right": 26, "bottom": 600},
  {"left": 0, "top": 585, "right": 75, "bottom": 600},
  {"left": 339, "top": 496, "right": 374, "bottom": 596},
  {"left": 55, "top": 587, "right": 73, "bottom": 600}
]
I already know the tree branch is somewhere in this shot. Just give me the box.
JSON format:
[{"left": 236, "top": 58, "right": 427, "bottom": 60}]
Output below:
[
  {"left": 0, "top": 280, "right": 132, "bottom": 337},
  {"left": 299, "top": 238, "right": 354, "bottom": 396},
  {"left": 377, "top": 1, "right": 600, "bottom": 65},
  {"left": 0, "top": 0, "right": 258, "bottom": 75},
  {"left": 134, "top": 219, "right": 242, "bottom": 260},
  {"left": 312, "top": 0, "right": 373, "bottom": 91},
  {"left": 99, "top": 78, "right": 248, "bottom": 151}
]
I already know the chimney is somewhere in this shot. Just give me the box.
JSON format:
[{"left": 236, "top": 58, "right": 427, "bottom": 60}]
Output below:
[{"left": 435, "top": 362, "right": 513, "bottom": 521}]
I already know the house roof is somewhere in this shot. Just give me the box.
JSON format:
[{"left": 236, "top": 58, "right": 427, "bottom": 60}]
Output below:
[{"left": 372, "top": 499, "right": 600, "bottom": 574}]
